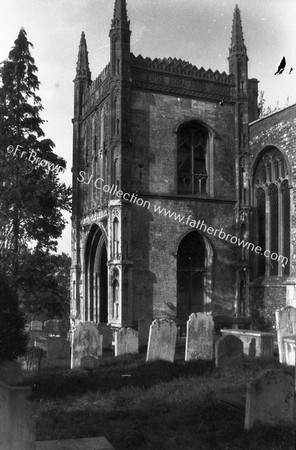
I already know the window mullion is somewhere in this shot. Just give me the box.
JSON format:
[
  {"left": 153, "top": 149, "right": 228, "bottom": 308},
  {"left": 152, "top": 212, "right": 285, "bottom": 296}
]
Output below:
[
  {"left": 191, "top": 131, "right": 194, "bottom": 195},
  {"left": 278, "top": 182, "right": 283, "bottom": 276}
]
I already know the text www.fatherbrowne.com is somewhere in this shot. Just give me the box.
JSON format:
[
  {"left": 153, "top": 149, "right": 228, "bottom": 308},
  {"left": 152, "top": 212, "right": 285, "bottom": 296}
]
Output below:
[
  {"left": 153, "top": 203, "right": 288, "bottom": 266},
  {"left": 77, "top": 173, "right": 288, "bottom": 267}
]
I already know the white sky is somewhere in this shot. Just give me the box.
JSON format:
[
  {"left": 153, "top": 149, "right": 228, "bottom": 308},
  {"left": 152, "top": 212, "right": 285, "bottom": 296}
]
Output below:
[{"left": 1, "top": 0, "right": 295, "bottom": 256}]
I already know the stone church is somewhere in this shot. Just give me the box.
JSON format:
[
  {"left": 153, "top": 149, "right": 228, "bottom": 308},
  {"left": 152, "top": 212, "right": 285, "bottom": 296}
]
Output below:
[{"left": 71, "top": 0, "right": 296, "bottom": 332}]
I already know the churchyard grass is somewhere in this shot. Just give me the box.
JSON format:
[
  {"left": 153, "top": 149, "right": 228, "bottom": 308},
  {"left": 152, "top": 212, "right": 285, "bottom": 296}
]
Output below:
[{"left": 24, "top": 350, "right": 295, "bottom": 450}]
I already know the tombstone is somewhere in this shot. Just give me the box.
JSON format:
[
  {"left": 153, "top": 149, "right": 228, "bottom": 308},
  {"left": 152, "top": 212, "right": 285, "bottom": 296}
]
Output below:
[
  {"left": 28, "top": 330, "right": 48, "bottom": 346},
  {"left": 0, "top": 381, "right": 35, "bottom": 450},
  {"left": 114, "top": 328, "right": 138, "bottom": 356},
  {"left": 71, "top": 322, "right": 103, "bottom": 368},
  {"left": 47, "top": 338, "right": 70, "bottom": 361},
  {"left": 30, "top": 320, "right": 43, "bottom": 331},
  {"left": 0, "top": 361, "right": 23, "bottom": 386},
  {"left": 275, "top": 306, "right": 296, "bottom": 363},
  {"left": 138, "top": 317, "right": 153, "bottom": 348},
  {"left": 80, "top": 355, "right": 98, "bottom": 369},
  {"left": 245, "top": 369, "right": 294, "bottom": 429},
  {"left": 215, "top": 335, "right": 243, "bottom": 370},
  {"left": 34, "top": 335, "right": 48, "bottom": 351},
  {"left": 286, "top": 285, "right": 296, "bottom": 308},
  {"left": 185, "top": 313, "right": 214, "bottom": 361},
  {"left": 44, "top": 319, "right": 69, "bottom": 337},
  {"left": 282, "top": 335, "right": 296, "bottom": 366},
  {"left": 97, "top": 323, "right": 113, "bottom": 351},
  {"left": 146, "top": 319, "right": 177, "bottom": 363}
]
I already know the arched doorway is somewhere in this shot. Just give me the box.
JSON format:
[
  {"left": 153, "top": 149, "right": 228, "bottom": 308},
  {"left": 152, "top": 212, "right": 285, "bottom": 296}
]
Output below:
[
  {"left": 84, "top": 225, "right": 108, "bottom": 322},
  {"left": 177, "top": 231, "right": 206, "bottom": 320},
  {"left": 98, "top": 243, "right": 108, "bottom": 323}
]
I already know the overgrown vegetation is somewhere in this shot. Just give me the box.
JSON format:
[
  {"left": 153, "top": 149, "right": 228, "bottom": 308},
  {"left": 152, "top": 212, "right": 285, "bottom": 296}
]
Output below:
[
  {"left": 25, "top": 352, "right": 295, "bottom": 450},
  {"left": 0, "top": 272, "right": 28, "bottom": 363}
]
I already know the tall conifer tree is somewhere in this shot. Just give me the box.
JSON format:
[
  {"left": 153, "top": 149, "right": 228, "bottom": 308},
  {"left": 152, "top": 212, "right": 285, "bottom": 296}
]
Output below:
[{"left": 0, "top": 28, "right": 71, "bottom": 279}]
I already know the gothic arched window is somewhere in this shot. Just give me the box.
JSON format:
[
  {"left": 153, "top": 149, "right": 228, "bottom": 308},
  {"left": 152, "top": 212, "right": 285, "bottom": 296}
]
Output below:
[
  {"left": 253, "top": 147, "right": 290, "bottom": 278},
  {"left": 177, "top": 122, "right": 209, "bottom": 195}
]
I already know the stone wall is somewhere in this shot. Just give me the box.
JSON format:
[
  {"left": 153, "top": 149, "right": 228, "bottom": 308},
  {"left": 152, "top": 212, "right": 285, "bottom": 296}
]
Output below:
[
  {"left": 128, "top": 90, "right": 237, "bottom": 320},
  {"left": 129, "top": 91, "right": 236, "bottom": 197},
  {"left": 249, "top": 104, "right": 296, "bottom": 326}
]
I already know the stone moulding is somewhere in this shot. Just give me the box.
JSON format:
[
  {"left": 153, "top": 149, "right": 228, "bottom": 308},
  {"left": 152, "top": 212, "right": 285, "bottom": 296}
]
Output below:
[
  {"left": 131, "top": 54, "right": 233, "bottom": 84},
  {"left": 130, "top": 53, "right": 234, "bottom": 102},
  {"left": 82, "top": 53, "right": 235, "bottom": 113}
]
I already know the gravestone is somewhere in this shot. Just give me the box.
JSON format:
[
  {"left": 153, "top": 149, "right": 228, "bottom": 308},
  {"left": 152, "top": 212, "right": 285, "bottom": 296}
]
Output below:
[
  {"left": 34, "top": 335, "right": 48, "bottom": 351},
  {"left": 28, "top": 330, "right": 48, "bottom": 346},
  {"left": 114, "top": 328, "right": 138, "bottom": 356},
  {"left": 97, "top": 323, "right": 113, "bottom": 350},
  {"left": 0, "top": 381, "right": 35, "bottom": 450},
  {"left": 80, "top": 355, "right": 98, "bottom": 369},
  {"left": 146, "top": 319, "right": 177, "bottom": 363},
  {"left": 282, "top": 335, "right": 296, "bottom": 366},
  {"left": 44, "top": 319, "right": 69, "bottom": 337},
  {"left": 185, "top": 313, "right": 214, "bottom": 361},
  {"left": 245, "top": 369, "right": 294, "bottom": 429},
  {"left": 215, "top": 335, "right": 243, "bottom": 370},
  {"left": 30, "top": 320, "right": 43, "bottom": 331},
  {"left": 275, "top": 306, "right": 296, "bottom": 363},
  {"left": 138, "top": 317, "right": 153, "bottom": 348},
  {"left": 47, "top": 338, "right": 70, "bottom": 360},
  {"left": 71, "top": 322, "right": 103, "bottom": 368}
]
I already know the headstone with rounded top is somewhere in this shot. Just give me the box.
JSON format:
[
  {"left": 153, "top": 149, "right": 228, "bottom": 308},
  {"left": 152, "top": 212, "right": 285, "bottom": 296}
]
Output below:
[
  {"left": 71, "top": 321, "right": 103, "bottom": 368},
  {"left": 115, "top": 328, "right": 138, "bottom": 356},
  {"left": 215, "top": 334, "right": 243, "bottom": 370},
  {"left": 146, "top": 319, "right": 177, "bottom": 363},
  {"left": 185, "top": 312, "right": 214, "bottom": 361}
]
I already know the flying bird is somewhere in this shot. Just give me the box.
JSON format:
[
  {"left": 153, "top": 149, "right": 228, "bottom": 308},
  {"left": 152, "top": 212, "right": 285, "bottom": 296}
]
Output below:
[
  {"left": 289, "top": 67, "right": 293, "bottom": 74},
  {"left": 274, "top": 56, "right": 286, "bottom": 75}
]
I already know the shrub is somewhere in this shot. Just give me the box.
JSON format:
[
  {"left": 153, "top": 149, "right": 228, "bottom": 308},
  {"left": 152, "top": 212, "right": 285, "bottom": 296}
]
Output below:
[{"left": 0, "top": 272, "right": 28, "bottom": 363}]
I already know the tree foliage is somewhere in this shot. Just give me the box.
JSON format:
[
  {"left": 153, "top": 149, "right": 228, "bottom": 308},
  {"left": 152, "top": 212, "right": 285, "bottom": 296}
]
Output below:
[
  {"left": 18, "top": 251, "right": 71, "bottom": 321},
  {"left": 0, "top": 28, "right": 71, "bottom": 278},
  {"left": 0, "top": 272, "right": 28, "bottom": 363}
]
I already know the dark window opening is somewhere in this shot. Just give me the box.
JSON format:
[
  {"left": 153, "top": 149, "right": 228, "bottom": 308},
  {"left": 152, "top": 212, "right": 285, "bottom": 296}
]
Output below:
[{"left": 177, "top": 123, "right": 208, "bottom": 195}]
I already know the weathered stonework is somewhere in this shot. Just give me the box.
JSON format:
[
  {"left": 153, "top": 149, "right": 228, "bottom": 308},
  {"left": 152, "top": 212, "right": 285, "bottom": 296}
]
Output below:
[
  {"left": 71, "top": 1, "right": 294, "bottom": 337},
  {"left": 249, "top": 105, "right": 296, "bottom": 329}
]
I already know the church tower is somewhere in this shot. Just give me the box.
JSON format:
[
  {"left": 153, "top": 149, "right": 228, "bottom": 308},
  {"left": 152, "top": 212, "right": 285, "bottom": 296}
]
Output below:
[{"left": 71, "top": 1, "right": 262, "bottom": 352}]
